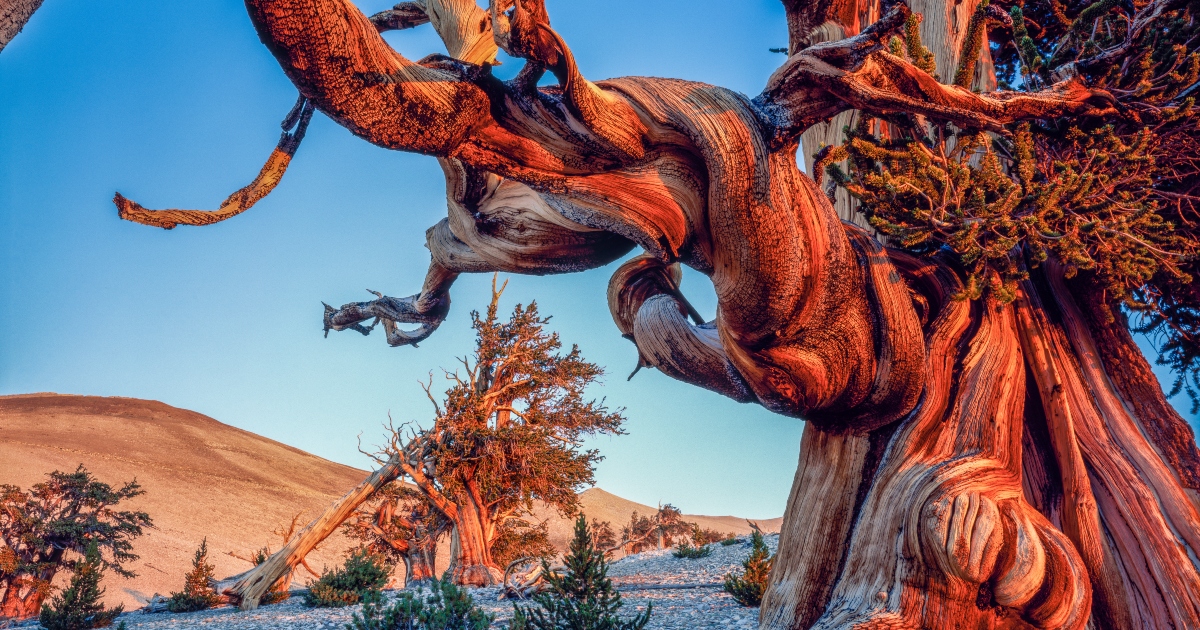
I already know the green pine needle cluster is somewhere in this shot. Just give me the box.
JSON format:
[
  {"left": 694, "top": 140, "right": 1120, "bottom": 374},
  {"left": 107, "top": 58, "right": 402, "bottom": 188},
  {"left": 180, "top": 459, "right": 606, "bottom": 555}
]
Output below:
[
  {"left": 347, "top": 580, "right": 493, "bottom": 630},
  {"left": 167, "top": 539, "right": 221, "bottom": 613},
  {"left": 305, "top": 549, "right": 391, "bottom": 608},
  {"left": 511, "top": 516, "right": 651, "bottom": 630},
  {"left": 40, "top": 543, "right": 124, "bottom": 630},
  {"left": 722, "top": 531, "right": 774, "bottom": 608},
  {"left": 671, "top": 540, "right": 712, "bottom": 560},
  {"left": 826, "top": 1, "right": 1200, "bottom": 406}
]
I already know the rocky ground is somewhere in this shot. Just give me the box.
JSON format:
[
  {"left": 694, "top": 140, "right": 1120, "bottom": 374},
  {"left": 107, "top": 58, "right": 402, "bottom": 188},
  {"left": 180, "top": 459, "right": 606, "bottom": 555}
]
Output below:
[{"left": 8, "top": 535, "right": 778, "bottom": 630}]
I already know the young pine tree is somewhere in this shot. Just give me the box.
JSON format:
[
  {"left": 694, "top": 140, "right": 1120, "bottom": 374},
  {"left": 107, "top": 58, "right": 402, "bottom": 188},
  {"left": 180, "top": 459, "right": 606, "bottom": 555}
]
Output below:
[
  {"left": 39, "top": 543, "right": 123, "bottom": 630},
  {"left": 348, "top": 579, "right": 493, "bottom": 630},
  {"left": 511, "top": 516, "right": 650, "bottom": 630},
  {"left": 303, "top": 549, "right": 390, "bottom": 608},
  {"left": 166, "top": 539, "right": 220, "bottom": 613},
  {"left": 723, "top": 531, "right": 774, "bottom": 607}
]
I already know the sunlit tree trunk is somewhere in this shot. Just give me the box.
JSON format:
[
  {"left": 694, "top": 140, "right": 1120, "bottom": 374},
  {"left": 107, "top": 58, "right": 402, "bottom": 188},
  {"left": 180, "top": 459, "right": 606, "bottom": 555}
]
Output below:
[
  {"left": 0, "top": 549, "right": 62, "bottom": 620},
  {"left": 448, "top": 487, "right": 502, "bottom": 586}
]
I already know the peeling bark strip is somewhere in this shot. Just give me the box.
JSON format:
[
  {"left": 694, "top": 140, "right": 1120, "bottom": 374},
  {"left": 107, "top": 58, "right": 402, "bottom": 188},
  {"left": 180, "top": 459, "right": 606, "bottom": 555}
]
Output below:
[{"left": 115, "top": 0, "right": 1200, "bottom": 626}]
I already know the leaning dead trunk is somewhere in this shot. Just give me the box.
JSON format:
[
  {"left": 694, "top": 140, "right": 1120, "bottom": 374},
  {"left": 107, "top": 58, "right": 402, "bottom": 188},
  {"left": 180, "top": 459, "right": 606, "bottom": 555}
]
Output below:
[{"left": 221, "top": 456, "right": 403, "bottom": 609}]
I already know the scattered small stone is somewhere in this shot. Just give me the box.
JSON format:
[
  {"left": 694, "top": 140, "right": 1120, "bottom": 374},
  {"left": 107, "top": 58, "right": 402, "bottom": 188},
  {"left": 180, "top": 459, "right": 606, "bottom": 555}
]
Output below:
[{"left": 98, "top": 535, "right": 779, "bottom": 629}]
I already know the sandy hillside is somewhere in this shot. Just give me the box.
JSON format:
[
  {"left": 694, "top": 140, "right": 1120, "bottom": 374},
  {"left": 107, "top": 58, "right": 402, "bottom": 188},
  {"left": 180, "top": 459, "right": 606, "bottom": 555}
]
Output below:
[
  {"left": 0, "top": 393, "right": 367, "bottom": 610},
  {"left": 0, "top": 393, "right": 780, "bottom": 611}
]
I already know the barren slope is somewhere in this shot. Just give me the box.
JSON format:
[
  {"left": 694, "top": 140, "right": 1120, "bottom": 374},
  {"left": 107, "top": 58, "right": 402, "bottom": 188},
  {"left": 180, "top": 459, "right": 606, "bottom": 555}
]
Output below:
[
  {"left": 0, "top": 394, "right": 367, "bottom": 610},
  {"left": 0, "top": 393, "right": 781, "bottom": 611}
]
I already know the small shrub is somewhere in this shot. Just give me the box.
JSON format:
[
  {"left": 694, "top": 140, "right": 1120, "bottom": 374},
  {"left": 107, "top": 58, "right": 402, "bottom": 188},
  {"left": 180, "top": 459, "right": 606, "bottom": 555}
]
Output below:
[
  {"left": 167, "top": 539, "right": 221, "bottom": 613},
  {"left": 39, "top": 543, "right": 124, "bottom": 630},
  {"left": 723, "top": 531, "right": 774, "bottom": 607},
  {"left": 689, "top": 526, "right": 732, "bottom": 546},
  {"left": 719, "top": 537, "right": 741, "bottom": 547},
  {"left": 671, "top": 541, "right": 711, "bottom": 559},
  {"left": 511, "top": 516, "right": 650, "bottom": 630},
  {"left": 348, "top": 579, "right": 493, "bottom": 630},
  {"left": 303, "top": 549, "right": 390, "bottom": 608}
]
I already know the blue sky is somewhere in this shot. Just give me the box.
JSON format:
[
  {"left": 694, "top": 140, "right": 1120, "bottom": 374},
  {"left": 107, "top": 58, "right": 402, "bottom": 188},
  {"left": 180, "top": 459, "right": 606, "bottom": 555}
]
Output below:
[{"left": 1, "top": 0, "right": 1195, "bottom": 520}]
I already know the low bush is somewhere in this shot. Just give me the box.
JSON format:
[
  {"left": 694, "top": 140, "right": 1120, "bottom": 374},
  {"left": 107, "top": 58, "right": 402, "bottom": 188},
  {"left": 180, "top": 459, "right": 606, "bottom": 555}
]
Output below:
[
  {"left": 719, "top": 537, "right": 741, "bottom": 547},
  {"left": 511, "top": 516, "right": 650, "bottom": 630},
  {"left": 303, "top": 549, "right": 390, "bottom": 608},
  {"left": 671, "top": 541, "right": 712, "bottom": 559},
  {"left": 348, "top": 579, "right": 493, "bottom": 630},
  {"left": 39, "top": 543, "right": 124, "bottom": 630},
  {"left": 167, "top": 539, "right": 221, "bottom": 613},
  {"left": 723, "top": 531, "right": 774, "bottom": 607},
  {"left": 689, "top": 526, "right": 733, "bottom": 546}
]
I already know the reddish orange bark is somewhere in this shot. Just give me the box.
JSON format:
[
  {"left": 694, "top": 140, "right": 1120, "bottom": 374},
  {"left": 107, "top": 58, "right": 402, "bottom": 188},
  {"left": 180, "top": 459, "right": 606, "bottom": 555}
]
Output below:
[{"left": 115, "top": 0, "right": 1200, "bottom": 626}]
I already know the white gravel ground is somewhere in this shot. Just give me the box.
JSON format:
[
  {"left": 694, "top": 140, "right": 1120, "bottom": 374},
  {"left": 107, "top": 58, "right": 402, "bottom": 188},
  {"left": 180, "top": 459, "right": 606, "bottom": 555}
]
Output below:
[{"left": 10, "top": 535, "right": 779, "bottom": 630}]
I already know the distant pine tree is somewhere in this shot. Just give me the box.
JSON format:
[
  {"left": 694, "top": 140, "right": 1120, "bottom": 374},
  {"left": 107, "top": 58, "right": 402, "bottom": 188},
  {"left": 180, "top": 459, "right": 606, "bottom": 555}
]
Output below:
[
  {"left": 39, "top": 543, "right": 123, "bottom": 630},
  {"left": 723, "top": 531, "right": 774, "bottom": 607},
  {"left": 166, "top": 539, "right": 221, "bottom": 613},
  {"left": 511, "top": 516, "right": 650, "bottom": 630}
]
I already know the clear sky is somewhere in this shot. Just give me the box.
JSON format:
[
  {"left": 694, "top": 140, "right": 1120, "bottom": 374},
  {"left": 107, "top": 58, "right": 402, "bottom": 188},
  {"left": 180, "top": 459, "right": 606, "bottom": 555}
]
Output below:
[{"left": 2, "top": 0, "right": 1196, "bottom": 520}]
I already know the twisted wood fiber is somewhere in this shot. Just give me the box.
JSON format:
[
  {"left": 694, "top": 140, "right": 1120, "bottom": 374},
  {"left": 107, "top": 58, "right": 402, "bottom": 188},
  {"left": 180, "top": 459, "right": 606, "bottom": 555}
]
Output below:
[{"left": 110, "top": 0, "right": 1200, "bottom": 626}]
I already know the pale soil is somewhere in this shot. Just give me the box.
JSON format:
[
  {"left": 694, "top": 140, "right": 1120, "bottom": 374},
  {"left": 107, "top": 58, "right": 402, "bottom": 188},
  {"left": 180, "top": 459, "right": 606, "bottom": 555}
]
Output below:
[
  {"left": 4, "top": 536, "right": 778, "bottom": 629},
  {"left": 0, "top": 393, "right": 781, "bottom": 624}
]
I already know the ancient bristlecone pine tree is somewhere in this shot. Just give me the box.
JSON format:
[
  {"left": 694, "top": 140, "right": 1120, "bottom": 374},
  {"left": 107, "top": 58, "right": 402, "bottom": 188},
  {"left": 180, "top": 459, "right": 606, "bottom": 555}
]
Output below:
[{"left": 111, "top": 0, "right": 1200, "bottom": 627}]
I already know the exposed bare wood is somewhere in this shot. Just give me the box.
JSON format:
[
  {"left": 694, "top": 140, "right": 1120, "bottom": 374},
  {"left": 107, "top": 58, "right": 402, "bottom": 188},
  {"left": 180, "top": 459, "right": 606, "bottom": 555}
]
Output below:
[
  {"left": 220, "top": 457, "right": 404, "bottom": 609},
  {"left": 115, "top": 0, "right": 1200, "bottom": 626}
]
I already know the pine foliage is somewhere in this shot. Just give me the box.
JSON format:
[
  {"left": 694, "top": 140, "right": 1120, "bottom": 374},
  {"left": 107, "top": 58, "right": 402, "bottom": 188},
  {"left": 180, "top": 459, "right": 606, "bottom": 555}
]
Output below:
[
  {"left": 376, "top": 280, "right": 629, "bottom": 580},
  {"left": 618, "top": 505, "right": 691, "bottom": 554},
  {"left": 511, "top": 516, "right": 650, "bottom": 630},
  {"left": 824, "top": 0, "right": 1200, "bottom": 407},
  {"left": 1, "top": 466, "right": 150, "bottom": 619},
  {"left": 490, "top": 519, "right": 556, "bottom": 569},
  {"left": 166, "top": 539, "right": 220, "bottom": 613},
  {"left": 303, "top": 549, "right": 390, "bottom": 608},
  {"left": 671, "top": 540, "right": 711, "bottom": 560},
  {"left": 348, "top": 580, "right": 493, "bottom": 630},
  {"left": 39, "top": 543, "right": 123, "bottom": 630},
  {"left": 723, "top": 531, "right": 774, "bottom": 607}
]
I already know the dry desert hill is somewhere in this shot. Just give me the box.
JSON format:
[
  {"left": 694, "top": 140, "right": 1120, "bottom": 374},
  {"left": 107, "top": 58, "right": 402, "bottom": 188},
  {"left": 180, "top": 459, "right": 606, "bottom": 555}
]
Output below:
[{"left": 0, "top": 394, "right": 780, "bottom": 610}]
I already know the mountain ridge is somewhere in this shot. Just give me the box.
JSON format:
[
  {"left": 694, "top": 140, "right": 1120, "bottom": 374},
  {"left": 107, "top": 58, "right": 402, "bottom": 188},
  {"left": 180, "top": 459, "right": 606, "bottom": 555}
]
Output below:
[{"left": 0, "top": 393, "right": 779, "bottom": 609}]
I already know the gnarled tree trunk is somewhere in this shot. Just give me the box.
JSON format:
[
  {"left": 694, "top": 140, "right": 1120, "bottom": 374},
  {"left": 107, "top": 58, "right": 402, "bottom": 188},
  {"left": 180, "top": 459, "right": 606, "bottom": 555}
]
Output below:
[
  {"left": 113, "top": 0, "right": 1200, "bottom": 626},
  {"left": 447, "top": 491, "right": 503, "bottom": 586}
]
